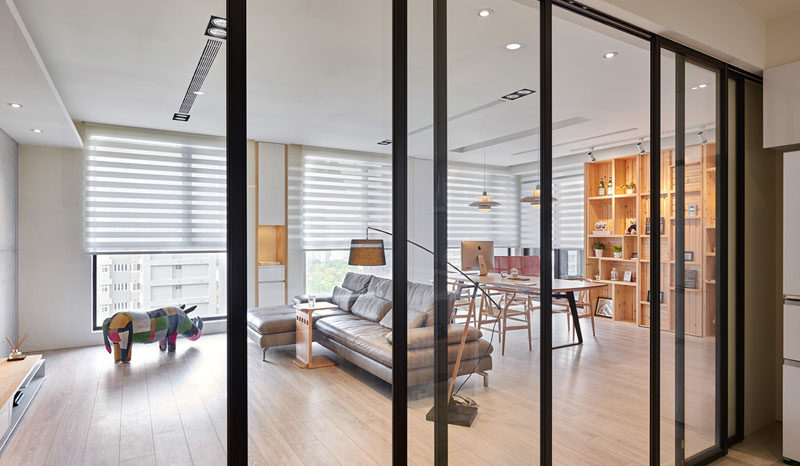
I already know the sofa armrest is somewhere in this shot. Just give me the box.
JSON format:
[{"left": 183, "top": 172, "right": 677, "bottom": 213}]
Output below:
[
  {"left": 386, "top": 325, "right": 483, "bottom": 349},
  {"left": 292, "top": 293, "right": 333, "bottom": 305}
]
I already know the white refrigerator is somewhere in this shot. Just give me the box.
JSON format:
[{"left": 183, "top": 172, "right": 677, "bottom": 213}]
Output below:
[{"left": 784, "top": 152, "right": 800, "bottom": 463}]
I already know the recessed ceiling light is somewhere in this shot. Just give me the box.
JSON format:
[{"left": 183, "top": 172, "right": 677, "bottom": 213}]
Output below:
[
  {"left": 698, "top": 83, "right": 707, "bottom": 88},
  {"left": 6, "top": 103, "right": 22, "bottom": 109},
  {"left": 506, "top": 43, "right": 522, "bottom": 50},
  {"left": 691, "top": 86, "right": 699, "bottom": 90},
  {"left": 517, "top": 89, "right": 533, "bottom": 95},
  {"left": 193, "top": 91, "right": 205, "bottom": 95},
  {"left": 502, "top": 88, "right": 536, "bottom": 101},
  {"left": 477, "top": 8, "right": 493, "bottom": 17},
  {"left": 210, "top": 17, "right": 227, "bottom": 28},
  {"left": 205, "top": 15, "right": 228, "bottom": 40},
  {"left": 172, "top": 113, "right": 190, "bottom": 122},
  {"left": 30, "top": 128, "right": 43, "bottom": 134},
  {"left": 377, "top": 139, "right": 392, "bottom": 146},
  {"left": 207, "top": 27, "right": 227, "bottom": 39},
  {"left": 603, "top": 51, "right": 618, "bottom": 59}
]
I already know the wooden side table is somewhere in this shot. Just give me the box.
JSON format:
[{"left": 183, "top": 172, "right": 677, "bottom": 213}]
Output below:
[{"left": 293, "top": 302, "right": 339, "bottom": 369}]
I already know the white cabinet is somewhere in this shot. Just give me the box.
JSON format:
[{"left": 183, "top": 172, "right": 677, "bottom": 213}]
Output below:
[
  {"left": 258, "top": 142, "right": 286, "bottom": 226},
  {"left": 257, "top": 265, "right": 285, "bottom": 307},
  {"left": 785, "top": 152, "right": 800, "bottom": 297},
  {"left": 784, "top": 364, "right": 800, "bottom": 462}
]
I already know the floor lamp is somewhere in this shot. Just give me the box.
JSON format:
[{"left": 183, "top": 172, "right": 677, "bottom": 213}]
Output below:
[{"left": 348, "top": 226, "right": 501, "bottom": 426}]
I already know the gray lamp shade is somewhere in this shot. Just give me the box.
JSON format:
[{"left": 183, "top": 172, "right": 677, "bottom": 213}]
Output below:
[{"left": 348, "top": 239, "right": 386, "bottom": 266}]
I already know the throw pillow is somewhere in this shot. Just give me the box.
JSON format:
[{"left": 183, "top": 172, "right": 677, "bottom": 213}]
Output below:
[
  {"left": 350, "top": 294, "right": 393, "bottom": 322},
  {"left": 378, "top": 309, "right": 427, "bottom": 329},
  {"left": 330, "top": 286, "right": 358, "bottom": 311}
]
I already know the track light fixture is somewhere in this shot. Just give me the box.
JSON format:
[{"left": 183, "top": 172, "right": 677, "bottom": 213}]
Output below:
[
  {"left": 587, "top": 147, "right": 596, "bottom": 162},
  {"left": 698, "top": 127, "right": 708, "bottom": 145},
  {"left": 636, "top": 139, "right": 645, "bottom": 155}
]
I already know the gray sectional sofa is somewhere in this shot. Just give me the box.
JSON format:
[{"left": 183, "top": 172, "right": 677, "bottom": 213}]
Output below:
[{"left": 247, "top": 272, "right": 493, "bottom": 386}]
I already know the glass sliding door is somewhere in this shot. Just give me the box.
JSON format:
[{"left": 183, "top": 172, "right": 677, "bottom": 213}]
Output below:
[
  {"left": 551, "top": 6, "right": 651, "bottom": 464},
  {"left": 444, "top": 0, "right": 541, "bottom": 462}
]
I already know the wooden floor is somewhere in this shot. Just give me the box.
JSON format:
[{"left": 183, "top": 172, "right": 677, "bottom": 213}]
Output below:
[{"left": 0, "top": 316, "right": 737, "bottom": 465}]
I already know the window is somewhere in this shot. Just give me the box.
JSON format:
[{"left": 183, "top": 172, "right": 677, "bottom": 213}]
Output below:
[
  {"left": 85, "top": 125, "right": 227, "bottom": 329},
  {"left": 304, "top": 250, "right": 393, "bottom": 295},
  {"left": 518, "top": 153, "right": 585, "bottom": 251},
  {"left": 448, "top": 162, "right": 520, "bottom": 249},
  {"left": 93, "top": 252, "right": 226, "bottom": 328}
]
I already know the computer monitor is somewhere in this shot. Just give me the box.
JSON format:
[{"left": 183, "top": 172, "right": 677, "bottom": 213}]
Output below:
[{"left": 461, "top": 241, "right": 494, "bottom": 272}]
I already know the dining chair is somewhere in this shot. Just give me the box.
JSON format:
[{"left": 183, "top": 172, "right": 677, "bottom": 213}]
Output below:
[{"left": 553, "top": 277, "right": 597, "bottom": 338}]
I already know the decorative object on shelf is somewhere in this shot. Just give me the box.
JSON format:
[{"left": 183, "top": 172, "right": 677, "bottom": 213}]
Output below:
[
  {"left": 621, "top": 181, "right": 636, "bottom": 194},
  {"left": 610, "top": 267, "right": 620, "bottom": 281},
  {"left": 627, "top": 222, "right": 637, "bottom": 235},
  {"left": 684, "top": 270, "right": 698, "bottom": 289},
  {"left": 684, "top": 251, "right": 694, "bottom": 261},
  {"left": 612, "top": 246, "right": 623, "bottom": 259},
  {"left": 469, "top": 146, "right": 501, "bottom": 212},
  {"left": 509, "top": 267, "right": 519, "bottom": 279},
  {"left": 631, "top": 252, "right": 638, "bottom": 259},
  {"left": 594, "top": 272, "right": 601, "bottom": 281},
  {"left": 102, "top": 305, "right": 203, "bottom": 364},
  {"left": 646, "top": 290, "right": 665, "bottom": 303},
  {"left": 592, "top": 221, "right": 610, "bottom": 235},
  {"left": 607, "top": 176, "right": 613, "bottom": 194},
  {"left": 595, "top": 297, "right": 613, "bottom": 318},
  {"left": 593, "top": 241, "right": 605, "bottom": 258},
  {"left": 688, "top": 204, "right": 698, "bottom": 217},
  {"left": 5, "top": 333, "right": 28, "bottom": 361},
  {"left": 520, "top": 184, "right": 558, "bottom": 207},
  {"left": 623, "top": 270, "right": 633, "bottom": 282}
]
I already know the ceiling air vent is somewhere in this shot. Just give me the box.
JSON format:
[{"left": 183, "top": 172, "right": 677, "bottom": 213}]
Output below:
[{"left": 172, "top": 16, "right": 225, "bottom": 122}]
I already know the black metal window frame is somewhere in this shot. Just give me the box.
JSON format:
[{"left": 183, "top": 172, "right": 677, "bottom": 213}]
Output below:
[{"left": 222, "top": 0, "right": 759, "bottom": 464}]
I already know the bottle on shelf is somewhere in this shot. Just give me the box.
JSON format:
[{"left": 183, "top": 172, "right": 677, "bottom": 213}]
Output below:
[
  {"left": 608, "top": 176, "right": 613, "bottom": 194},
  {"left": 599, "top": 177, "right": 605, "bottom": 196}
]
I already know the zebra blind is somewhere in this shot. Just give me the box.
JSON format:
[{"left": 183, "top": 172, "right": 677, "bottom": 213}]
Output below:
[
  {"left": 519, "top": 155, "right": 585, "bottom": 250},
  {"left": 84, "top": 124, "right": 226, "bottom": 253},
  {"left": 448, "top": 162, "right": 519, "bottom": 249},
  {"left": 289, "top": 147, "right": 393, "bottom": 251}
]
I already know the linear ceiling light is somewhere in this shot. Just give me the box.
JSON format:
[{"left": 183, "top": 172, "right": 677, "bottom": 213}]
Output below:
[
  {"left": 173, "top": 113, "right": 190, "bottom": 122},
  {"left": 377, "top": 139, "right": 392, "bottom": 145},
  {"left": 6, "top": 103, "right": 22, "bottom": 109}
]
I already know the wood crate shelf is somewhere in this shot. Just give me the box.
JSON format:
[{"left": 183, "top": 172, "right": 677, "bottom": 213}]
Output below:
[{"left": 585, "top": 142, "right": 717, "bottom": 337}]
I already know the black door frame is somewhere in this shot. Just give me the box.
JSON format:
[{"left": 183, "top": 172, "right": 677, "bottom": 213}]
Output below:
[{"left": 223, "top": 0, "right": 760, "bottom": 464}]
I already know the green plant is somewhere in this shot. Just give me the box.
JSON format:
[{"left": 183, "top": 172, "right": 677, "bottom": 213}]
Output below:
[
  {"left": 613, "top": 246, "right": 623, "bottom": 252},
  {"left": 621, "top": 181, "right": 637, "bottom": 190},
  {"left": 593, "top": 242, "right": 605, "bottom": 250}
]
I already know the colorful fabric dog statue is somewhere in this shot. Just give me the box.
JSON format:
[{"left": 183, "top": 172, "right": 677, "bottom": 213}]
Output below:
[{"left": 102, "top": 305, "right": 203, "bottom": 363}]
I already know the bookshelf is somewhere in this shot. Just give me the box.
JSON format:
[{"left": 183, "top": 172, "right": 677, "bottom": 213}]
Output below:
[{"left": 584, "top": 143, "right": 717, "bottom": 337}]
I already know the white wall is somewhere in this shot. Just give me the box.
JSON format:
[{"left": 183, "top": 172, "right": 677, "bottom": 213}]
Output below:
[
  {"left": 18, "top": 144, "right": 224, "bottom": 352},
  {"left": 0, "top": 128, "right": 18, "bottom": 347},
  {"left": 408, "top": 157, "right": 433, "bottom": 284}
]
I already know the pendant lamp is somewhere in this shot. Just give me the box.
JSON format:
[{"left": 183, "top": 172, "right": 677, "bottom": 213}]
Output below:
[
  {"left": 520, "top": 184, "right": 558, "bottom": 207},
  {"left": 469, "top": 147, "right": 501, "bottom": 212}
]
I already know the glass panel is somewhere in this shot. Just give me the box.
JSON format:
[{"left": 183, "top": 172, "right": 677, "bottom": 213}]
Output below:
[
  {"left": 444, "top": 0, "right": 539, "bottom": 462},
  {"left": 552, "top": 6, "right": 651, "bottom": 464},
  {"left": 246, "top": 1, "right": 392, "bottom": 463},
  {"left": 683, "top": 60, "right": 719, "bottom": 458}
]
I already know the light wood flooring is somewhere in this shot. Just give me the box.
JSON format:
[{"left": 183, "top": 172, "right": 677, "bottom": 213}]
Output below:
[{"left": 0, "top": 316, "right": 763, "bottom": 465}]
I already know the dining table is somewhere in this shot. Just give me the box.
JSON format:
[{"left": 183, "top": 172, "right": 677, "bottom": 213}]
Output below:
[{"left": 449, "top": 272, "right": 608, "bottom": 349}]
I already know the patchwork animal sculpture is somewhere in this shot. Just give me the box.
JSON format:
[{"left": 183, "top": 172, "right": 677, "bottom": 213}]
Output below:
[{"left": 102, "top": 305, "right": 203, "bottom": 363}]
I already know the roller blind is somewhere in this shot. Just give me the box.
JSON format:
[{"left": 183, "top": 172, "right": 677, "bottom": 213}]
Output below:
[
  {"left": 289, "top": 147, "right": 393, "bottom": 251},
  {"left": 519, "top": 155, "right": 585, "bottom": 250},
  {"left": 84, "top": 124, "right": 227, "bottom": 253},
  {"left": 448, "top": 162, "right": 519, "bottom": 249}
]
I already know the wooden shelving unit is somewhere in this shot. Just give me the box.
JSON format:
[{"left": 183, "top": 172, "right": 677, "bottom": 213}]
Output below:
[{"left": 584, "top": 143, "right": 717, "bottom": 337}]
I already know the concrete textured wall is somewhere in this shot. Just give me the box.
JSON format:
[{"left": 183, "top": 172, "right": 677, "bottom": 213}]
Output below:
[{"left": 0, "top": 128, "right": 18, "bottom": 351}]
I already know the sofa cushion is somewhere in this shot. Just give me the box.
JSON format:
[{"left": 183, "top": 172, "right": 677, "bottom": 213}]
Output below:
[
  {"left": 407, "top": 281, "right": 434, "bottom": 314},
  {"left": 350, "top": 294, "right": 393, "bottom": 322},
  {"left": 315, "top": 315, "right": 392, "bottom": 367},
  {"left": 342, "top": 272, "right": 372, "bottom": 293},
  {"left": 386, "top": 325, "right": 484, "bottom": 349},
  {"left": 367, "top": 276, "right": 393, "bottom": 301},
  {"left": 246, "top": 306, "right": 296, "bottom": 334},
  {"left": 378, "top": 309, "right": 427, "bottom": 329},
  {"left": 331, "top": 286, "right": 358, "bottom": 311}
]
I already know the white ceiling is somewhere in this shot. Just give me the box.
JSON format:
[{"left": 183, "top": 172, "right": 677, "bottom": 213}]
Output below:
[
  {"left": 10, "top": 0, "right": 717, "bottom": 166},
  {"left": 0, "top": 0, "right": 82, "bottom": 148}
]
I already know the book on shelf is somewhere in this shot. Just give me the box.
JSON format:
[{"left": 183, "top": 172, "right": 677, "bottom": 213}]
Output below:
[{"left": 592, "top": 230, "right": 611, "bottom": 236}]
